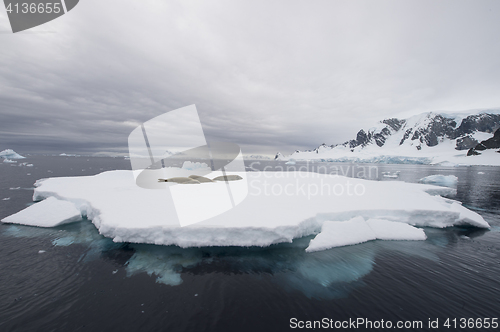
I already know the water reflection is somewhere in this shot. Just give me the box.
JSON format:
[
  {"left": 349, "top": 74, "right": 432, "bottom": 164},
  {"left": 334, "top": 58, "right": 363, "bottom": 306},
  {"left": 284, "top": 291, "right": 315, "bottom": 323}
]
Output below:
[
  {"left": 2, "top": 159, "right": 499, "bottom": 303},
  {"left": 1, "top": 219, "right": 466, "bottom": 300}
]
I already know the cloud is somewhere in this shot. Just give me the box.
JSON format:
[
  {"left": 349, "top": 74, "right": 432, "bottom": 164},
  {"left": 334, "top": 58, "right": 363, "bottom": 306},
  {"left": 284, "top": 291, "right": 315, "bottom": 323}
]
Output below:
[{"left": 1, "top": 0, "right": 500, "bottom": 156}]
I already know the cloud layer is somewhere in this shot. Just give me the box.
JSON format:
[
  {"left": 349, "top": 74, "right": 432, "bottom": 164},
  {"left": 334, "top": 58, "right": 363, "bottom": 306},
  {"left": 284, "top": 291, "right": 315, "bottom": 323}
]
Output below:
[{"left": 1, "top": 0, "right": 500, "bottom": 155}]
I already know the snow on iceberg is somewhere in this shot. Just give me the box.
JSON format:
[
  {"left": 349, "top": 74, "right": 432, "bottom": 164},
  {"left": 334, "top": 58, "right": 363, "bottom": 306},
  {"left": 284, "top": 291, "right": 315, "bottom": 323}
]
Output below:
[
  {"left": 306, "top": 217, "right": 426, "bottom": 252},
  {"left": 419, "top": 175, "right": 458, "bottom": 188},
  {"left": 2, "top": 196, "right": 82, "bottom": 227},
  {"left": 1, "top": 170, "right": 489, "bottom": 251},
  {"left": 0, "top": 149, "right": 25, "bottom": 159}
]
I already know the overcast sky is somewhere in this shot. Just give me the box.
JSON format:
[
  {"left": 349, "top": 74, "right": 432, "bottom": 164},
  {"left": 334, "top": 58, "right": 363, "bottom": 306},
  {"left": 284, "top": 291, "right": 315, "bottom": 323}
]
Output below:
[{"left": 1, "top": 0, "right": 500, "bottom": 156}]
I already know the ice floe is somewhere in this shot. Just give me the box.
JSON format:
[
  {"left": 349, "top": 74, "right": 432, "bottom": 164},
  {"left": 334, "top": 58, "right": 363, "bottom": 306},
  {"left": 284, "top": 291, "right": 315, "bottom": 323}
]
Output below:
[
  {"left": 305, "top": 216, "right": 426, "bottom": 252},
  {"left": 419, "top": 175, "right": 458, "bottom": 188},
  {"left": 2, "top": 196, "right": 82, "bottom": 227},
  {"left": 382, "top": 171, "right": 400, "bottom": 178},
  {"left": 0, "top": 169, "right": 489, "bottom": 251}
]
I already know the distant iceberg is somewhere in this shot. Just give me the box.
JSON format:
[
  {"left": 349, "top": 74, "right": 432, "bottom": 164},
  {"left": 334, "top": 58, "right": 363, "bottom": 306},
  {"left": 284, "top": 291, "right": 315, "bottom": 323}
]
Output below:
[
  {"left": 419, "top": 175, "right": 458, "bottom": 188},
  {"left": 181, "top": 161, "right": 211, "bottom": 171},
  {"left": 382, "top": 171, "right": 400, "bottom": 178},
  {"left": 0, "top": 149, "right": 25, "bottom": 159},
  {"left": 244, "top": 155, "right": 272, "bottom": 160},
  {"left": 1, "top": 170, "right": 489, "bottom": 252}
]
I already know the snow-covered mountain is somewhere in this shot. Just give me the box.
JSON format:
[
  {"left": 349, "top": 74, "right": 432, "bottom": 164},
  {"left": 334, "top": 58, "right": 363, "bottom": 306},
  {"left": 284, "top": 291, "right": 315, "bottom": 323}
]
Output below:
[{"left": 275, "top": 109, "right": 500, "bottom": 165}]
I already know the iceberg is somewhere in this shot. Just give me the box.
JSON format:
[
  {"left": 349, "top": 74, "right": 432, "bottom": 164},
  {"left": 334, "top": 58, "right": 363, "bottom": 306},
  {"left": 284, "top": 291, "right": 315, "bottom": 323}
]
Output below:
[
  {"left": 244, "top": 155, "right": 272, "bottom": 160},
  {"left": 3, "top": 159, "right": 17, "bottom": 163},
  {"left": 382, "top": 171, "right": 400, "bottom": 178},
  {"left": 0, "top": 149, "right": 25, "bottom": 159},
  {"left": 0, "top": 170, "right": 489, "bottom": 252},
  {"left": 305, "top": 217, "right": 426, "bottom": 252},
  {"left": 2, "top": 196, "right": 82, "bottom": 227},
  {"left": 419, "top": 175, "right": 458, "bottom": 188},
  {"left": 181, "top": 161, "right": 211, "bottom": 171}
]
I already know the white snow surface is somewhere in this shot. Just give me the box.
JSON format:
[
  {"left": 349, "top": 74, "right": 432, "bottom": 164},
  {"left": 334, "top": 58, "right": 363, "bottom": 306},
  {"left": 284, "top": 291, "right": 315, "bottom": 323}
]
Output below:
[
  {"left": 0, "top": 149, "right": 25, "bottom": 159},
  {"left": 305, "top": 217, "right": 427, "bottom": 252},
  {"left": 419, "top": 175, "right": 458, "bottom": 188},
  {"left": 1, "top": 196, "right": 82, "bottom": 227},
  {"left": 1, "top": 170, "right": 489, "bottom": 250}
]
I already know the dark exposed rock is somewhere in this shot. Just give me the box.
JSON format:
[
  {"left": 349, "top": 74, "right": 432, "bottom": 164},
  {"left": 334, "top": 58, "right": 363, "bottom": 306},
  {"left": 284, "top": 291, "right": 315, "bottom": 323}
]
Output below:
[
  {"left": 467, "top": 149, "right": 480, "bottom": 156},
  {"left": 382, "top": 113, "right": 499, "bottom": 150},
  {"left": 382, "top": 118, "right": 406, "bottom": 131},
  {"left": 400, "top": 129, "right": 413, "bottom": 146},
  {"left": 356, "top": 130, "right": 369, "bottom": 146},
  {"left": 453, "top": 114, "right": 500, "bottom": 138},
  {"left": 456, "top": 135, "right": 479, "bottom": 150},
  {"left": 467, "top": 128, "right": 500, "bottom": 156},
  {"left": 404, "top": 115, "right": 456, "bottom": 147},
  {"left": 373, "top": 132, "right": 387, "bottom": 147},
  {"left": 344, "top": 113, "right": 477, "bottom": 150}
]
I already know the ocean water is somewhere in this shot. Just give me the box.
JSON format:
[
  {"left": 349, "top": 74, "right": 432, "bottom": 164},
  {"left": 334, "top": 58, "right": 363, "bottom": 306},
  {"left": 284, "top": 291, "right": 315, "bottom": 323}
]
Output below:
[{"left": 1, "top": 156, "right": 499, "bottom": 331}]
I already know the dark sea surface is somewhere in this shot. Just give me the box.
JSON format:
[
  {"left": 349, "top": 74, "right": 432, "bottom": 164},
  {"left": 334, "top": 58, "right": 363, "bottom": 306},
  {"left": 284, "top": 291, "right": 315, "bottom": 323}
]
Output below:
[{"left": 1, "top": 156, "right": 499, "bottom": 332}]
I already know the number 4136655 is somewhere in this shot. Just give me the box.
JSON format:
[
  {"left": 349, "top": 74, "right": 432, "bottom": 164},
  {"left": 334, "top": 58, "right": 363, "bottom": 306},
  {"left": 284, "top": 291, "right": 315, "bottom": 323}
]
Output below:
[
  {"left": 444, "top": 318, "right": 498, "bottom": 329},
  {"left": 5, "top": 3, "right": 62, "bottom": 14}
]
